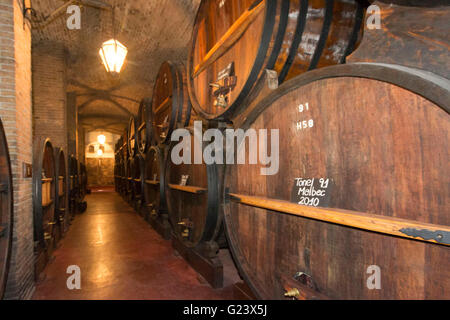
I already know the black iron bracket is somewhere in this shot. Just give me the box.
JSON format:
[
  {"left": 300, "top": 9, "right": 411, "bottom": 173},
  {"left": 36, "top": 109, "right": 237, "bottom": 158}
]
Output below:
[{"left": 400, "top": 228, "right": 450, "bottom": 245}]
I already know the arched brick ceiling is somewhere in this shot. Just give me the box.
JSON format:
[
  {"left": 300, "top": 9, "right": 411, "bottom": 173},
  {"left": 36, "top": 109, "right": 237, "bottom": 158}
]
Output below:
[{"left": 31, "top": 0, "right": 201, "bottom": 133}]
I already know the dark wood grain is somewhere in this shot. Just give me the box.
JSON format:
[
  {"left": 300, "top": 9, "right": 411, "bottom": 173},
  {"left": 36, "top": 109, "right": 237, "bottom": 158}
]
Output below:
[{"left": 223, "top": 63, "right": 450, "bottom": 299}]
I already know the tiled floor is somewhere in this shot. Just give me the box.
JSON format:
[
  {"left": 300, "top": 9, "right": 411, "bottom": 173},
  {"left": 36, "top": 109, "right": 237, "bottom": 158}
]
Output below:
[{"left": 32, "top": 189, "right": 236, "bottom": 300}]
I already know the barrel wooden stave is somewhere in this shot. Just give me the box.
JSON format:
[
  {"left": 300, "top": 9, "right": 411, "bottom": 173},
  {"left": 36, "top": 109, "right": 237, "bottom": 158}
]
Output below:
[{"left": 224, "top": 63, "right": 450, "bottom": 299}]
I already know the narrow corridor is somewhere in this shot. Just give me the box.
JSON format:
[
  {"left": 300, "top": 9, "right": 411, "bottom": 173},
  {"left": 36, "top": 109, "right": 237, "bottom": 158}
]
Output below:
[{"left": 32, "top": 188, "right": 235, "bottom": 300}]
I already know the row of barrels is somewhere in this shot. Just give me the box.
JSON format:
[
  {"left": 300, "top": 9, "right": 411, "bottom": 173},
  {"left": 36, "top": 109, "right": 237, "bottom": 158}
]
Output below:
[
  {"left": 115, "top": 0, "right": 449, "bottom": 299},
  {"left": 0, "top": 130, "right": 89, "bottom": 297},
  {"left": 33, "top": 139, "right": 88, "bottom": 280}
]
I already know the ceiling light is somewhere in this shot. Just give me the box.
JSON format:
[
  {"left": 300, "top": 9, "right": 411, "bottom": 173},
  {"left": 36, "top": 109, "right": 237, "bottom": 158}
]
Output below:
[
  {"left": 99, "top": 39, "right": 127, "bottom": 74},
  {"left": 97, "top": 134, "right": 106, "bottom": 145}
]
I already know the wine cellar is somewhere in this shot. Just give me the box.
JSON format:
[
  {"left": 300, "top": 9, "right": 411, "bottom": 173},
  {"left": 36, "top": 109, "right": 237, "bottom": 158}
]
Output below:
[{"left": 0, "top": 0, "right": 448, "bottom": 303}]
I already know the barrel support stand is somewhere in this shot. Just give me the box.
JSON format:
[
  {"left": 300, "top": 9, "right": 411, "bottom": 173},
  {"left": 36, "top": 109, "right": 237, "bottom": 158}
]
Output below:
[
  {"left": 172, "top": 235, "right": 223, "bottom": 289},
  {"left": 146, "top": 207, "right": 171, "bottom": 240}
]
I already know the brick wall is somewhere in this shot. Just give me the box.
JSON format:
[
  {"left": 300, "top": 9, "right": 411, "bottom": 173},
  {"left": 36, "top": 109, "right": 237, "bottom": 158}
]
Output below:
[
  {"left": 32, "top": 40, "right": 67, "bottom": 152},
  {"left": 86, "top": 158, "right": 114, "bottom": 186},
  {"left": 0, "top": 0, "right": 34, "bottom": 299}
]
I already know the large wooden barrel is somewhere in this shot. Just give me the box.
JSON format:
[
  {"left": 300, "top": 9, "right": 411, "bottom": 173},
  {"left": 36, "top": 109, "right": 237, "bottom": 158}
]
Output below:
[
  {"left": 33, "top": 138, "right": 56, "bottom": 277},
  {"left": 143, "top": 146, "right": 166, "bottom": 219},
  {"left": 187, "top": 0, "right": 365, "bottom": 120},
  {"left": 137, "top": 98, "right": 152, "bottom": 156},
  {"left": 68, "top": 155, "right": 79, "bottom": 217},
  {"left": 151, "top": 61, "right": 192, "bottom": 145},
  {"left": 79, "top": 163, "right": 87, "bottom": 199},
  {"left": 54, "top": 148, "right": 68, "bottom": 240},
  {"left": 165, "top": 130, "right": 223, "bottom": 254},
  {"left": 130, "top": 154, "right": 144, "bottom": 212},
  {"left": 0, "top": 119, "right": 13, "bottom": 299},
  {"left": 128, "top": 115, "right": 139, "bottom": 157},
  {"left": 223, "top": 63, "right": 450, "bottom": 299}
]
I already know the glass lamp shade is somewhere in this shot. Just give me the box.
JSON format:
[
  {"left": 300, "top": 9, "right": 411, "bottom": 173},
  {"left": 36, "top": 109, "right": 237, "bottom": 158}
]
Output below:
[
  {"left": 97, "top": 134, "right": 106, "bottom": 145},
  {"left": 99, "top": 39, "right": 128, "bottom": 73}
]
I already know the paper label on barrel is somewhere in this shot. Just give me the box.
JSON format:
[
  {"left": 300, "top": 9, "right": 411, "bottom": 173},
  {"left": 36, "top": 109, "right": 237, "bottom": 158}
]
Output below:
[
  {"left": 179, "top": 175, "right": 189, "bottom": 186},
  {"left": 290, "top": 178, "right": 333, "bottom": 207}
]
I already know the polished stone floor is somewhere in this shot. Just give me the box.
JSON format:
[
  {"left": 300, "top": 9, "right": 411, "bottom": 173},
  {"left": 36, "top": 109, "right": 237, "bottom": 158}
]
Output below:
[{"left": 32, "top": 188, "right": 236, "bottom": 300}]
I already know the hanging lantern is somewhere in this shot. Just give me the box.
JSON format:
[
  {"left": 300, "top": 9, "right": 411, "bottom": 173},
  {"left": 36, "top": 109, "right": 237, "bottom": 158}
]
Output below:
[
  {"left": 99, "top": 39, "right": 128, "bottom": 73},
  {"left": 97, "top": 134, "right": 106, "bottom": 145}
]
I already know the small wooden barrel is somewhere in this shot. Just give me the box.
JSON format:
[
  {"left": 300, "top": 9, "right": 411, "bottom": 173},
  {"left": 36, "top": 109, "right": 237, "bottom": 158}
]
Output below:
[
  {"left": 165, "top": 130, "right": 223, "bottom": 253},
  {"left": 223, "top": 63, "right": 450, "bottom": 299},
  {"left": 188, "top": 0, "right": 365, "bottom": 120},
  {"left": 68, "top": 155, "right": 79, "bottom": 216},
  {"left": 137, "top": 98, "right": 152, "bottom": 156},
  {"left": 33, "top": 138, "right": 56, "bottom": 257},
  {"left": 54, "top": 148, "right": 68, "bottom": 238},
  {"left": 0, "top": 118, "right": 13, "bottom": 299},
  {"left": 128, "top": 115, "right": 139, "bottom": 157},
  {"left": 143, "top": 146, "right": 166, "bottom": 218},
  {"left": 130, "top": 154, "right": 144, "bottom": 211},
  {"left": 151, "top": 61, "right": 192, "bottom": 145}
]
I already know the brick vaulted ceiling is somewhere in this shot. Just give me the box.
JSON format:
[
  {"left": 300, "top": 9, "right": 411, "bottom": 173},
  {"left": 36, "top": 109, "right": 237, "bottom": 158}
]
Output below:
[{"left": 30, "top": 0, "right": 201, "bottom": 134}]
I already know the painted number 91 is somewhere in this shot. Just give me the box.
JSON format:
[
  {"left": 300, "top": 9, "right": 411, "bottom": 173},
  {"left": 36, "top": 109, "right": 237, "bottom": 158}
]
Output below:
[{"left": 298, "top": 103, "right": 309, "bottom": 112}]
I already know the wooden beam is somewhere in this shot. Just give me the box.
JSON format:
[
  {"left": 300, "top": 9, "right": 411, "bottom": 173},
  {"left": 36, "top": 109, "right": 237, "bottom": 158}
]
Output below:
[
  {"left": 169, "top": 184, "right": 207, "bottom": 194},
  {"left": 154, "top": 97, "right": 171, "bottom": 115},
  {"left": 192, "top": 0, "right": 266, "bottom": 78},
  {"left": 228, "top": 193, "right": 450, "bottom": 246}
]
